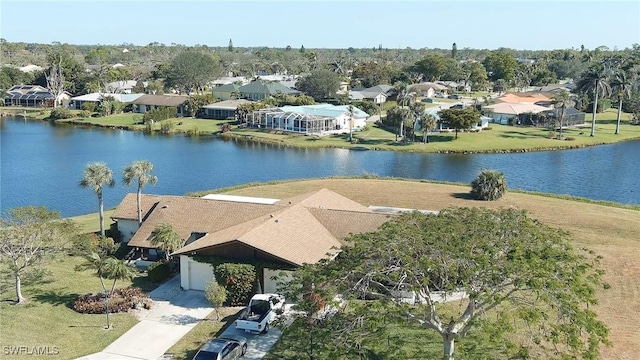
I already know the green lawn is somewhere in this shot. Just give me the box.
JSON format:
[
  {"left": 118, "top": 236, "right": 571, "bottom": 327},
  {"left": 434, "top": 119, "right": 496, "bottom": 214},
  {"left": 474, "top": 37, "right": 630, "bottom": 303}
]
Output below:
[
  {"left": 0, "top": 254, "right": 146, "bottom": 360},
  {"left": 228, "top": 108, "right": 640, "bottom": 153},
  {"left": 56, "top": 113, "right": 233, "bottom": 135}
]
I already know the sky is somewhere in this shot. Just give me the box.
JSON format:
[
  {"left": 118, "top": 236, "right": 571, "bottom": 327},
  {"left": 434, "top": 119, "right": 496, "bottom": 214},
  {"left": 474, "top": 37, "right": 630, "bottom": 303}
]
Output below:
[{"left": 1, "top": 0, "right": 639, "bottom": 51}]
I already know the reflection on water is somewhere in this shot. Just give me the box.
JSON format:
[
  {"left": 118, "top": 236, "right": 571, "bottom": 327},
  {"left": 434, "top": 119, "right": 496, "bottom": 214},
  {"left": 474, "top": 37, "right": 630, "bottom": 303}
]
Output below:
[{"left": 1, "top": 117, "right": 639, "bottom": 217}]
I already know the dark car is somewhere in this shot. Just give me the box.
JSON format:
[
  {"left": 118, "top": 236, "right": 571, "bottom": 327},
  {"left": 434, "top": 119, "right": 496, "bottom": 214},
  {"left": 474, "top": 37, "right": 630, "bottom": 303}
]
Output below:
[
  {"left": 450, "top": 104, "right": 464, "bottom": 109},
  {"left": 421, "top": 98, "right": 434, "bottom": 103},
  {"left": 193, "top": 336, "right": 248, "bottom": 360},
  {"left": 448, "top": 94, "right": 461, "bottom": 100}
]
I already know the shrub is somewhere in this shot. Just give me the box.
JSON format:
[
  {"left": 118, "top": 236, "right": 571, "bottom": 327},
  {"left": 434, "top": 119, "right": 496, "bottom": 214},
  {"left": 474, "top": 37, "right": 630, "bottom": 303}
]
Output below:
[
  {"left": 73, "top": 286, "right": 152, "bottom": 314},
  {"left": 50, "top": 107, "right": 74, "bottom": 120},
  {"left": 470, "top": 169, "right": 507, "bottom": 201},
  {"left": 205, "top": 280, "right": 227, "bottom": 319},
  {"left": 142, "top": 106, "right": 177, "bottom": 123},
  {"left": 79, "top": 110, "right": 91, "bottom": 118},
  {"left": 69, "top": 233, "right": 117, "bottom": 257},
  {"left": 214, "top": 263, "right": 256, "bottom": 306},
  {"left": 147, "top": 261, "right": 174, "bottom": 283},
  {"left": 81, "top": 102, "right": 96, "bottom": 112},
  {"left": 160, "top": 120, "right": 176, "bottom": 134}
]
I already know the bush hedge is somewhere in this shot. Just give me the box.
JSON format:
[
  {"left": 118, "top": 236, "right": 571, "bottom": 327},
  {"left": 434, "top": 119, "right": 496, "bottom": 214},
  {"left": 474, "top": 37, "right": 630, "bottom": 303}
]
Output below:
[
  {"left": 50, "top": 107, "right": 74, "bottom": 119},
  {"left": 73, "top": 287, "right": 151, "bottom": 314},
  {"left": 147, "top": 261, "right": 174, "bottom": 283},
  {"left": 143, "top": 106, "right": 177, "bottom": 123},
  {"left": 214, "top": 263, "right": 256, "bottom": 306}
]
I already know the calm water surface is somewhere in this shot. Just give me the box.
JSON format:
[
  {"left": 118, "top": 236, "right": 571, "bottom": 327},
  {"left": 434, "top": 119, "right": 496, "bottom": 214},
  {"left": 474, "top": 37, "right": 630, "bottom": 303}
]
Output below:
[{"left": 1, "top": 118, "right": 638, "bottom": 217}]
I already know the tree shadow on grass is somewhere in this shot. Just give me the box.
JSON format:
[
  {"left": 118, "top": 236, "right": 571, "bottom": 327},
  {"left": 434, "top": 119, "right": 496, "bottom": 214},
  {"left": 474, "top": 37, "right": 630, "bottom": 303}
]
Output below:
[
  {"left": 451, "top": 192, "right": 478, "bottom": 200},
  {"left": 31, "top": 289, "right": 80, "bottom": 308},
  {"left": 422, "top": 135, "right": 455, "bottom": 143}
]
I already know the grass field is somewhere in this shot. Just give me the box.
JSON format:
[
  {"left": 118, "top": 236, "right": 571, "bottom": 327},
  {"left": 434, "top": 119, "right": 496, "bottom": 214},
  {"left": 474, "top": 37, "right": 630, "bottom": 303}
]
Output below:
[
  {"left": 7, "top": 106, "right": 639, "bottom": 153},
  {"left": 229, "top": 108, "right": 640, "bottom": 153},
  {"left": 216, "top": 178, "right": 640, "bottom": 359},
  {"left": 0, "top": 214, "right": 156, "bottom": 360},
  {"left": 0, "top": 254, "right": 143, "bottom": 359}
]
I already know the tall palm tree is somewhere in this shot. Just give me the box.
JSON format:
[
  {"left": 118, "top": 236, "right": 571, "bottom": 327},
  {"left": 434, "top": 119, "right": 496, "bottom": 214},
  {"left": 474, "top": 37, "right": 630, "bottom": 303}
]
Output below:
[
  {"left": 419, "top": 113, "right": 438, "bottom": 144},
  {"left": 551, "top": 89, "right": 572, "bottom": 139},
  {"left": 394, "top": 82, "right": 416, "bottom": 140},
  {"left": 409, "top": 102, "right": 426, "bottom": 142},
  {"left": 347, "top": 105, "right": 354, "bottom": 143},
  {"left": 610, "top": 70, "right": 634, "bottom": 134},
  {"left": 80, "top": 162, "right": 115, "bottom": 237},
  {"left": 149, "top": 223, "right": 183, "bottom": 261},
  {"left": 123, "top": 160, "right": 158, "bottom": 225},
  {"left": 575, "top": 64, "right": 612, "bottom": 137}
]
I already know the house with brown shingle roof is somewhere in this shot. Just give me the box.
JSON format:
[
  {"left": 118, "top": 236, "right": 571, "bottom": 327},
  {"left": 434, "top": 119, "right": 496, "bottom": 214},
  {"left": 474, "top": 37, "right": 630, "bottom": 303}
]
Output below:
[
  {"left": 111, "top": 189, "right": 392, "bottom": 292},
  {"left": 132, "top": 94, "right": 189, "bottom": 117}
]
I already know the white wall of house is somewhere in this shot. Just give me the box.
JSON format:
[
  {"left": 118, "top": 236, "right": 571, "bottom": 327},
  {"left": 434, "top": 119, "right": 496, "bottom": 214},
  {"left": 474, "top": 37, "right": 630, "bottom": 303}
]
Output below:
[
  {"left": 336, "top": 113, "right": 367, "bottom": 130},
  {"left": 180, "top": 255, "right": 215, "bottom": 290},
  {"left": 116, "top": 219, "right": 140, "bottom": 243},
  {"left": 489, "top": 113, "right": 514, "bottom": 125},
  {"left": 263, "top": 268, "right": 294, "bottom": 294}
]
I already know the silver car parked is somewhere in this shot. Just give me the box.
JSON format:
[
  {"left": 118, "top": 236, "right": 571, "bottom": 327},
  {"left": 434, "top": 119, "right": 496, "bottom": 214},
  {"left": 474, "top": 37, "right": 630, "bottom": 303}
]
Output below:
[{"left": 193, "top": 336, "right": 248, "bottom": 360}]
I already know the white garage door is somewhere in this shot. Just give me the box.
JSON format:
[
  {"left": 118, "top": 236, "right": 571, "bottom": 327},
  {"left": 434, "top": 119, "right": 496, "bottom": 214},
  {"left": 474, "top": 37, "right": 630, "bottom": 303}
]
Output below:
[{"left": 188, "top": 260, "right": 215, "bottom": 291}]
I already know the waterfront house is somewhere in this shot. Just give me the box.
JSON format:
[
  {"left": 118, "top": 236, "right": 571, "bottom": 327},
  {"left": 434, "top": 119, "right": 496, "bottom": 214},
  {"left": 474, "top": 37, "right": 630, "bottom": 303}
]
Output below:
[{"left": 132, "top": 94, "right": 189, "bottom": 117}]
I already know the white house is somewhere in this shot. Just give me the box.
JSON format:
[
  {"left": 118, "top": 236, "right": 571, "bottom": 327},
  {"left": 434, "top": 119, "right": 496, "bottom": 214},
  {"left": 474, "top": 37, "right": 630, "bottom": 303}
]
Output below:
[{"left": 247, "top": 104, "right": 370, "bottom": 136}]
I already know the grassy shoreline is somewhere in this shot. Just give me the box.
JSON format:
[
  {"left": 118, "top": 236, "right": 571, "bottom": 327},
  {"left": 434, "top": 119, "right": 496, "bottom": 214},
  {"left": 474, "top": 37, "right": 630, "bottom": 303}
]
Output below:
[{"left": 3, "top": 107, "right": 639, "bottom": 154}]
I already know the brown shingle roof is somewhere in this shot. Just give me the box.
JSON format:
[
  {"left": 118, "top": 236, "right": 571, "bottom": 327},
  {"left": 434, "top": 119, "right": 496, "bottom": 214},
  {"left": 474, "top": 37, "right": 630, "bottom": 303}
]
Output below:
[
  {"left": 111, "top": 193, "right": 163, "bottom": 221},
  {"left": 120, "top": 189, "right": 393, "bottom": 266},
  {"left": 277, "top": 188, "right": 372, "bottom": 212},
  {"left": 127, "top": 196, "right": 282, "bottom": 248},
  {"left": 132, "top": 94, "right": 189, "bottom": 107}
]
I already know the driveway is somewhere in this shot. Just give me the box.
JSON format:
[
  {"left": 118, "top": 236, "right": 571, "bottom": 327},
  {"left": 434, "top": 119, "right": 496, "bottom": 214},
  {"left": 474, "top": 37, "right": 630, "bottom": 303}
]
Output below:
[{"left": 77, "top": 276, "right": 213, "bottom": 360}]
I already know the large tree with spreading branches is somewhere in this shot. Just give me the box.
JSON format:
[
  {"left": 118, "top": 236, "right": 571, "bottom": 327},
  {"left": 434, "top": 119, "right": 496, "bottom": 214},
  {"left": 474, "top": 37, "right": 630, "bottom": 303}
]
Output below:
[{"left": 279, "top": 208, "right": 609, "bottom": 360}]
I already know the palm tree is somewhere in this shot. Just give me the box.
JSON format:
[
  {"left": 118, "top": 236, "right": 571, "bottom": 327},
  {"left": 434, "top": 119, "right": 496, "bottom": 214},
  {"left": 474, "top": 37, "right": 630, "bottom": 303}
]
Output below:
[
  {"left": 149, "top": 223, "right": 183, "bottom": 261},
  {"left": 575, "top": 64, "right": 612, "bottom": 137},
  {"left": 394, "top": 82, "right": 416, "bottom": 140},
  {"left": 347, "top": 105, "right": 354, "bottom": 143},
  {"left": 610, "top": 70, "right": 634, "bottom": 134},
  {"left": 409, "top": 102, "right": 426, "bottom": 142},
  {"left": 420, "top": 113, "right": 438, "bottom": 144},
  {"left": 123, "top": 160, "right": 158, "bottom": 225},
  {"left": 80, "top": 162, "right": 115, "bottom": 237},
  {"left": 77, "top": 253, "right": 137, "bottom": 329},
  {"left": 551, "top": 89, "right": 572, "bottom": 139}
]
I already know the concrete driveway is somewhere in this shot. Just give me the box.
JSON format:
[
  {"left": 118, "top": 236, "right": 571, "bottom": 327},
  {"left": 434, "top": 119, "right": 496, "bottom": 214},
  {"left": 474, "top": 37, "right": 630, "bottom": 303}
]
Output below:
[
  {"left": 77, "top": 276, "right": 213, "bottom": 360},
  {"left": 217, "top": 326, "right": 283, "bottom": 360}
]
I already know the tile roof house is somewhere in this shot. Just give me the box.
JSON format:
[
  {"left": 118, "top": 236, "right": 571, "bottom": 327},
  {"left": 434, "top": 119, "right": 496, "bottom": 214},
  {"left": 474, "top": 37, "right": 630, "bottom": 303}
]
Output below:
[
  {"left": 112, "top": 189, "right": 391, "bottom": 291},
  {"left": 131, "top": 94, "right": 189, "bottom": 117},
  {"left": 239, "top": 80, "right": 299, "bottom": 101},
  {"left": 483, "top": 102, "right": 551, "bottom": 125}
]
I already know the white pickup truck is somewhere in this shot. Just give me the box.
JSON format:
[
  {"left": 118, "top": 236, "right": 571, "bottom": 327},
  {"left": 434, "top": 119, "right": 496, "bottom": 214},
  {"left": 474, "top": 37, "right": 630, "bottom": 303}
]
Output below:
[{"left": 234, "top": 293, "right": 285, "bottom": 334}]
